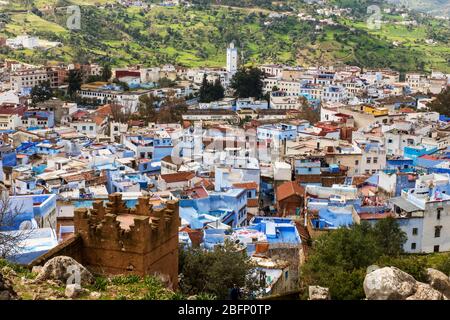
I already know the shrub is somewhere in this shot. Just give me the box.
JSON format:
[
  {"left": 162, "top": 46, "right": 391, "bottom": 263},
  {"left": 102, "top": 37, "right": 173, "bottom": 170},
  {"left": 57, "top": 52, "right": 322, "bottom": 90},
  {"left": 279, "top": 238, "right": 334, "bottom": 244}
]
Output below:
[{"left": 93, "top": 277, "right": 109, "bottom": 291}]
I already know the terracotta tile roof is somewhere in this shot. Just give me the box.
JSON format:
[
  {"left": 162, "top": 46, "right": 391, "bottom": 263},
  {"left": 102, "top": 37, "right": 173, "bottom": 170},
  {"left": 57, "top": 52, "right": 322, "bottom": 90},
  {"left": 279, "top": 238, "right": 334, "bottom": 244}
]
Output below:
[
  {"left": 71, "top": 110, "right": 89, "bottom": 120},
  {"left": 160, "top": 172, "right": 195, "bottom": 183},
  {"left": 129, "top": 120, "right": 145, "bottom": 127},
  {"left": 63, "top": 174, "right": 85, "bottom": 182},
  {"left": 194, "top": 178, "right": 215, "bottom": 190},
  {"left": 233, "top": 182, "right": 258, "bottom": 190},
  {"left": 94, "top": 104, "right": 112, "bottom": 116},
  {"left": 352, "top": 175, "right": 369, "bottom": 186},
  {"left": 180, "top": 226, "right": 204, "bottom": 244},
  {"left": 0, "top": 105, "right": 27, "bottom": 115},
  {"left": 276, "top": 181, "right": 305, "bottom": 202},
  {"left": 247, "top": 198, "right": 259, "bottom": 207},
  {"left": 359, "top": 212, "right": 394, "bottom": 220},
  {"left": 420, "top": 155, "right": 438, "bottom": 160},
  {"left": 62, "top": 171, "right": 101, "bottom": 183},
  {"left": 185, "top": 186, "right": 209, "bottom": 199},
  {"left": 399, "top": 107, "right": 415, "bottom": 113},
  {"left": 161, "top": 155, "right": 172, "bottom": 163}
]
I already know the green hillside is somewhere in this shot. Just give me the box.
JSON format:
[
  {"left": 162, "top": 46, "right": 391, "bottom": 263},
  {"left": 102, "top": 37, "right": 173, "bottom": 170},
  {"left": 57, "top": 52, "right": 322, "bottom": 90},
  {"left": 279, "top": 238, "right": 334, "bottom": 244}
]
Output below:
[{"left": 0, "top": 0, "right": 448, "bottom": 72}]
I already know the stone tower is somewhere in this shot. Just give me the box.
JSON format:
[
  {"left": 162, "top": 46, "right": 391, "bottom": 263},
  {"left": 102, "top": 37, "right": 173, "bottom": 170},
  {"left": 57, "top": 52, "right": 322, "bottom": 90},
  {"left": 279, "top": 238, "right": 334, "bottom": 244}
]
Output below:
[
  {"left": 226, "top": 41, "right": 238, "bottom": 74},
  {"left": 73, "top": 193, "right": 180, "bottom": 289}
]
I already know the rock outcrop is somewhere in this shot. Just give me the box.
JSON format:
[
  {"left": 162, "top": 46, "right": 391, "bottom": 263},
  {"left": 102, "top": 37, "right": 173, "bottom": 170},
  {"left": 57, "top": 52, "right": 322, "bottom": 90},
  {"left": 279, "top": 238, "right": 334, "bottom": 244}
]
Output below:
[
  {"left": 426, "top": 268, "right": 450, "bottom": 299},
  {"left": 406, "top": 282, "right": 442, "bottom": 300},
  {"left": 364, "top": 267, "right": 416, "bottom": 300},
  {"left": 0, "top": 271, "right": 19, "bottom": 300},
  {"left": 308, "top": 286, "right": 330, "bottom": 300},
  {"left": 364, "top": 266, "right": 450, "bottom": 300},
  {"left": 34, "top": 256, "right": 94, "bottom": 286}
]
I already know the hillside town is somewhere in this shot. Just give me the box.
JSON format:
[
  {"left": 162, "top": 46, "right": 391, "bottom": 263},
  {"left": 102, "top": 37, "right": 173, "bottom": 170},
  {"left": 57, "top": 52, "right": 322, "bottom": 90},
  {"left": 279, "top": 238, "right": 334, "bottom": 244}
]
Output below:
[{"left": 0, "top": 39, "right": 450, "bottom": 301}]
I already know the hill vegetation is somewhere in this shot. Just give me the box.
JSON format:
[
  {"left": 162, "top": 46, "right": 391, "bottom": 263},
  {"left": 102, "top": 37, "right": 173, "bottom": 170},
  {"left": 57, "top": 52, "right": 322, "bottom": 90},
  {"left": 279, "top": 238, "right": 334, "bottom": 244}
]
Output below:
[{"left": 0, "top": 1, "right": 448, "bottom": 72}]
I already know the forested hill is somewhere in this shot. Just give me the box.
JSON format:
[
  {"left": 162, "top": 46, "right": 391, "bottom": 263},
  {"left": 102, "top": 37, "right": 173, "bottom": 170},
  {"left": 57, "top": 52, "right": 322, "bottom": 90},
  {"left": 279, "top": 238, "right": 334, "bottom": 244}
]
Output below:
[
  {"left": 331, "top": 0, "right": 450, "bottom": 16},
  {"left": 0, "top": 0, "right": 448, "bottom": 73}
]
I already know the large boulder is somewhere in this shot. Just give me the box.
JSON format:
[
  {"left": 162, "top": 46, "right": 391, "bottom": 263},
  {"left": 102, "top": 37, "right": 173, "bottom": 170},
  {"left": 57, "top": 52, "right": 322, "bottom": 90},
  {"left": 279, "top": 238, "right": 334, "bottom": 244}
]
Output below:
[
  {"left": 35, "top": 256, "right": 94, "bottom": 286},
  {"left": 406, "top": 282, "right": 443, "bottom": 300},
  {"left": 308, "top": 286, "right": 330, "bottom": 300},
  {"left": 0, "top": 272, "right": 18, "bottom": 300},
  {"left": 426, "top": 268, "right": 450, "bottom": 299},
  {"left": 364, "top": 267, "right": 416, "bottom": 300}
]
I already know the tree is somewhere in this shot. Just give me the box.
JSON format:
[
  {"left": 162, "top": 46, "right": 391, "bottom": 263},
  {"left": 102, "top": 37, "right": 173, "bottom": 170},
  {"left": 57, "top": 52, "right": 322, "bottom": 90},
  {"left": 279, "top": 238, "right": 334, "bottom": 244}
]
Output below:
[
  {"left": 30, "top": 80, "right": 52, "bottom": 105},
  {"left": 138, "top": 94, "right": 159, "bottom": 123},
  {"left": 198, "top": 75, "right": 225, "bottom": 103},
  {"left": 110, "top": 102, "right": 132, "bottom": 123},
  {"left": 0, "top": 192, "right": 30, "bottom": 260},
  {"left": 212, "top": 79, "right": 225, "bottom": 101},
  {"left": 301, "top": 219, "right": 407, "bottom": 300},
  {"left": 113, "top": 79, "right": 130, "bottom": 91},
  {"left": 230, "top": 67, "right": 263, "bottom": 99},
  {"left": 198, "top": 74, "right": 209, "bottom": 103},
  {"left": 101, "top": 63, "right": 112, "bottom": 82},
  {"left": 67, "top": 69, "right": 83, "bottom": 97},
  {"left": 158, "top": 77, "right": 176, "bottom": 88},
  {"left": 296, "top": 97, "right": 320, "bottom": 124},
  {"left": 372, "top": 217, "right": 407, "bottom": 257},
  {"left": 428, "top": 87, "right": 450, "bottom": 117},
  {"left": 156, "top": 90, "right": 187, "bottom": 124},
  {"left": 179, "top": 240, "right": 262, "bottom": 299}
]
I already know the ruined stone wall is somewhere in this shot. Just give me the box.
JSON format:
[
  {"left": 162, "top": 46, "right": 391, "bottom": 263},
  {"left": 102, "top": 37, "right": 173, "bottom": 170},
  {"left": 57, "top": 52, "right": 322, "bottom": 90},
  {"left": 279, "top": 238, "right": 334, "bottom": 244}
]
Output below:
[{"left": 74, "top": 193, "right": 180, "bottom": 288}]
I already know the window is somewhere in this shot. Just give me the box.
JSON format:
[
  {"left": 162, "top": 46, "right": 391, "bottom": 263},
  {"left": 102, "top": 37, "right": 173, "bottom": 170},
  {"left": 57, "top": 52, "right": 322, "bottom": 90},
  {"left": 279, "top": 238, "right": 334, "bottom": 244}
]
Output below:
[
  {"left": 434, "top": 245, "right": 440, "bottom": 253},
  {"left": 411, "top": 243, "right": 416, "bottom": 250},
  {"left": 388, "top": 139, "right": 393, "bottom": 144},
  {"left": 355, "top": 160, "right": 359, "bottom": 165},
  {"left": 82, "top": 126, "right": 86, "bottom": 131},
  {"left": 437, "top": 208, "right": 442, "bottom": 220},
  {"left": 366, "top": 158, "right": 371, "bottom": 164},
  {"left": 373, "top": 157, "right": 378, "bottom": 164},
  {"left": 412, "top": 228, "right": 418, "bottom": 235},
  {"left": 435, "top": 226, "right": 442, "bottom": 238},
  {"left": 285, "top": 271, "right": 288, "bottom": 280}
]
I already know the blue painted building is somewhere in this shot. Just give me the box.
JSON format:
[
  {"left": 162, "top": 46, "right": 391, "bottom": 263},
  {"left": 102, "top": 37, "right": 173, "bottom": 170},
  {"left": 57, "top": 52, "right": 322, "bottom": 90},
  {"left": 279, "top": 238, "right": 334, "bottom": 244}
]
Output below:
[
  {"left": 386, "top": 159, "right": 415, "bottom": 171},
  {"left": 404, "top": 145, "right": 438, "bottom": 164},
  {"left": 36, "top": 141, "right": 63, "bottom": 155},
  {"left": 232, "top": 217, "right": 302, "bottom": 255},
  {"left": 257, "top": 123, "right": 297, "bottom": 142},
  {"left": 295, "top": 158, "right": 321, "bottom": 176},
  {"left": 106, "top": 169, "right": 152, "bottom": 194},
  {"left": 22, "top": 110, "right": 55, "bottom": 128},
  {"left": 124, "top": 133, "right": 174, "bottom": 173},
  {"left": 180, "top": 188, "right": 248, "bottom": 228},
  {"left": 0, "top": 194, "right": 57, "bottom": 231},
  {"left": 308, "top": 198, "right": 356, "bottom": 230},
  {"left": 235, "top": 98, "right": 268, "bottom": 111},
  {"left": 0, "top": 145, "right": 17, "bottom": 167}
]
